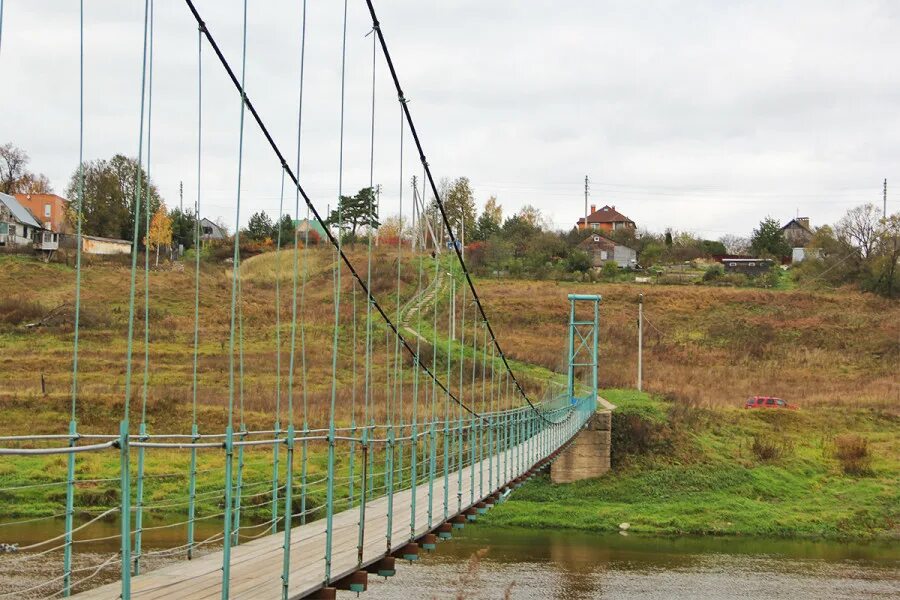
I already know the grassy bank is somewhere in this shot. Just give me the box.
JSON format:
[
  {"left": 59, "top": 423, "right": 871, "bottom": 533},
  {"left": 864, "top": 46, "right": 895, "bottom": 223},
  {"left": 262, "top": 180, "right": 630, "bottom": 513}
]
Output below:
[{"left": 484, "top": 390, "right": 900, "bottom": 540}]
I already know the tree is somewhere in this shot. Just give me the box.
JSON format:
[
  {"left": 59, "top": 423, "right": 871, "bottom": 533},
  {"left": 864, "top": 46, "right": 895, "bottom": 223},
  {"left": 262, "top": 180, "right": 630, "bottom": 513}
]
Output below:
[
  {"left": 750, "top": 216, "right": 790, "bottom": 258},
  {"left": 245, "top": 211, "right": 274, "bottom": 242},
  {"left": 442, "top": 177, "right": 477, "bottom": 240},
  {"left": 65, "top": 154, "right": 162, "bottom": 241},
  {"left": 472, "top": 195, "right": 502, "bottom": 241},
  {"left": 516, "top": 204, "right": 548, "bottom": 229},
  {"left": 274, "top": 214, "right": 294, "bottom": 247},
  {"left": 837, "top": 203, "right": 881, "bottom": 259},
  {"left": 719, "top": 234, "right": 750, "bottom": 255},
  {"left": 0, "top": 143, "right": 53, "bottom": 194},
  {"left": 328, "top": 187, "right": 379, "bottom": 237},
  {"left": 145, "top": 202, "right": 173, "bottom": 266},
  {"left": 169, "top": 207, "right": 197, "bottom": 250}
]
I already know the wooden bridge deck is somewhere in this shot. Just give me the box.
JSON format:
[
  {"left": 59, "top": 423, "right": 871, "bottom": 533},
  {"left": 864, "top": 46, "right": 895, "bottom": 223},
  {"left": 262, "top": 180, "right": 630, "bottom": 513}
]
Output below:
[{"left": 71, "top": 435, "right": 543, "bottom": 600}]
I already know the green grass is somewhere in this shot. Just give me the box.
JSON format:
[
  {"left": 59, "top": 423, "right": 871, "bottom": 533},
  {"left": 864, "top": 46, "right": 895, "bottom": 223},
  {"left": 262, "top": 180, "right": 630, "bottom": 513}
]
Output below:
[{"left": 484, "top": 389, "right": 900, "bottom": 540}]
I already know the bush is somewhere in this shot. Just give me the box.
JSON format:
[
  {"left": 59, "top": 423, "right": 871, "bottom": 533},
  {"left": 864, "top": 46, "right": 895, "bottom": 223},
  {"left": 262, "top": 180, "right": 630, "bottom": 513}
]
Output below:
[
  {"left": 751, "top": 433, "right": 792, "bottom": 462},
  {"left": 833, "top": 435, "right": 871, "bottom": 475},
  {"left": 703, "top": 264, "right": 723, "bottom": 281},
  {"left": 601, "top": 261, "right": 619, "bottom": 280},
  {"left": 0, "top": 296, "right": 46, "bottom": 325}
]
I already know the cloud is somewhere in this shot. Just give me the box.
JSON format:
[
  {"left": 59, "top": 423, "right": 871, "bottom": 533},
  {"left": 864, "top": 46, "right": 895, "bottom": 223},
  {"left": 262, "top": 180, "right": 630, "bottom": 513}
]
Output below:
[{"left": 0, "top": 0, "right": 896, "bottom": 239}]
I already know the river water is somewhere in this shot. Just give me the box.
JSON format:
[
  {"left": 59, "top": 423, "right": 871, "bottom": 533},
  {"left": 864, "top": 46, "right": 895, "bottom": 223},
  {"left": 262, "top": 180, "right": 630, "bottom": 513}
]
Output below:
[
  {"left": 363, "top": 527, "right": 900, "bottom": 600},
  {"left": 2, "top": 518, "right": 897, "bottom": 599}
]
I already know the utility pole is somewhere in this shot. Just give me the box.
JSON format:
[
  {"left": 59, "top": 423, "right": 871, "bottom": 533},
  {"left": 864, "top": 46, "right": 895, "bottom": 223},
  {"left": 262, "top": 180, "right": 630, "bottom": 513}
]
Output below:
[
  {"left": 884, "top": 178, "right": 888, "bottom": 219},
  {"left": 637, "top": 293, "right": 643, "bottom": 392},
  {"left": 584, "top": 175, "right": 590, "bottom": 230}
]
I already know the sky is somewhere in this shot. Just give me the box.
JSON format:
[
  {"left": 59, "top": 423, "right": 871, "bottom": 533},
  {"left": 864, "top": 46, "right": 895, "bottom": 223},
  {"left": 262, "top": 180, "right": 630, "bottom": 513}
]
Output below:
[{"left": 1, "top": 0, "right": 897, "bottom": 239}]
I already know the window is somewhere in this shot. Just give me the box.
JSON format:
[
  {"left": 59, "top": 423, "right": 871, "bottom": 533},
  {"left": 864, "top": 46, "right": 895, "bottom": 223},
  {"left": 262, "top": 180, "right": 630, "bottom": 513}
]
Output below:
[
  {"left": 593, "top": 236, "right": 600, "bottom": 242},
  {"left": 591, "top": 223, "right": 599, "bottom": 230},
  {"left": 600, "top": 250, "right": 608, "bottom": 260},
  {"left": 729, "top": 262, "right": 736, "bottom": 267},
  {"left": 765, "top": 398, "right": 776, "bottom": 405},
  {"left": 44, "top": 204, "right": 51, "bottom": 217},
  {"left": 748, "top": 262, "right": 755, "bottom": 267},
  {"left": 776, "top": 400, "right": 786, "bottom": 407},
  {"left": 0, "top": 222, "right": 7, "bottom": 235}
]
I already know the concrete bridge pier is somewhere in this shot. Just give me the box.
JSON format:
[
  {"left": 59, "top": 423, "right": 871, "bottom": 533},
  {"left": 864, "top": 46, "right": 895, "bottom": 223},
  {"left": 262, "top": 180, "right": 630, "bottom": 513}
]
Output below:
[{"left": 550, "top": 409, "right": 611, "bottom": 484}]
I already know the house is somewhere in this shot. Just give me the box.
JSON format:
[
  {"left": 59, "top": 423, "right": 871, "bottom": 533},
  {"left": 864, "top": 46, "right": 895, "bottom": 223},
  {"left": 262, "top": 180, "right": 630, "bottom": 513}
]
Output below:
[
  {"left": 721, "top": 258, "right": 774, "bottom": 276},
  {"left": 0, "top": 191, "right": 58, "bottom": 250},
  {"left": 14, "top": 193, "right": 69, "bottom": 233},
  {"left": 576, "top": 204, "right": 635, "bottom": 232},
  {"left": 578, "top": 234, "right": 637, "bottom": 268},
  {"left": 294, "top": 218, "right": 326, "bottom": 242},
  {"left": 58, "top": 233, "right": 132, "bottom": 255},
  {"left": 780, "top": 217, "right": 813, "bottom": 247},
  {"left": 199, "top": 217, "right": 226, "bottom": 241}
]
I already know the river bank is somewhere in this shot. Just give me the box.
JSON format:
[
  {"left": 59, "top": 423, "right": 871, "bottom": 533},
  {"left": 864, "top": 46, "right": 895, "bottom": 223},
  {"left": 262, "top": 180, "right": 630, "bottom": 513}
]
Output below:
[{"left": 484, "top": 390, "right": 900, "bottom": 540}]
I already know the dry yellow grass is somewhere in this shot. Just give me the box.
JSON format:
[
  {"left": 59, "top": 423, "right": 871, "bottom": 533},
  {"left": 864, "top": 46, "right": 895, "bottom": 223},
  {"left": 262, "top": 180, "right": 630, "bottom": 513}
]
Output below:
[{"left": 477, "top": 279, "right": 899, "bottom": 410}]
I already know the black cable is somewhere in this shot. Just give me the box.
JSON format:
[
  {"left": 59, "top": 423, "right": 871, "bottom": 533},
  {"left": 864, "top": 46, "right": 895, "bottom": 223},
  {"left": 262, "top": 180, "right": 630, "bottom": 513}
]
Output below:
[
  {"left": 182, "top": 0, "right": 482, "bottom": 421},
  {"left": 363, "top": 0, "right": 550, "bottom": 422}
]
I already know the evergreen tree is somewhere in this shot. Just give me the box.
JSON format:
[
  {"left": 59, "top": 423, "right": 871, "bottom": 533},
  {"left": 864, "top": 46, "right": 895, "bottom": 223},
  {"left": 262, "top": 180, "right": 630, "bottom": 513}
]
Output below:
[
  {"left": 245, "top": 211, "right": 274, "bottom": 241},
  {"left": 327, "top": 187, "right": 379, "bottom": 237},
  {"left": 750, "top": 216, "right": 790, "bottom": 258}
]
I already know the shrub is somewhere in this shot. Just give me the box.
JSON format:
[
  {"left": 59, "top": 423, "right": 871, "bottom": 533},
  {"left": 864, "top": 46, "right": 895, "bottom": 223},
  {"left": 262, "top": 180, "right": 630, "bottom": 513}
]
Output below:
[
  {"left": 751, "top": 433, "right": 792, "bottom": 462},
  {"left": 0, "top": 296, "right": 46, "bottom": 325},
  {"left": 833, "top": 435, "right": 871, "bottom": 475},
  {"left": 702, "top": 264, "right": 723, "bottom": 281},
  {"left": 601, "top": 262, "right": 619, "bottom": 280}
]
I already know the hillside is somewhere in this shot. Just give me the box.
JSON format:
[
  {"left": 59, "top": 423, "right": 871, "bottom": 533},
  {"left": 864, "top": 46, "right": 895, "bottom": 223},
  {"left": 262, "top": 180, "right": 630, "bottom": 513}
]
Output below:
[{"left": 486, "top": 389, "right": 900, "bottom": 540}]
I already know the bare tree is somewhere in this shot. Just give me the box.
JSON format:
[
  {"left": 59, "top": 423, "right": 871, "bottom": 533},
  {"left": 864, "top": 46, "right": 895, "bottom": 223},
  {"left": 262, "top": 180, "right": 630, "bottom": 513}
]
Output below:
[
  {"left": 0, "top": 143, "right": 30, "bottom": 193},
  {"left": 718, "top": 234, "right": 750, "bottom": 255},
  {"left": 0, "top": 143, "right": 54, "bottom": 195},
  {"left": 837, "top": 204, "right": 882, "bottom": 259}
]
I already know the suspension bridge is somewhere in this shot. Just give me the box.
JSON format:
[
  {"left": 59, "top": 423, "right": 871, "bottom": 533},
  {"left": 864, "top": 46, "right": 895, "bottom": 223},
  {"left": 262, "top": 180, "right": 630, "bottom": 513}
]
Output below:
[{"left": 0, "top": 1, "right": 605, "bottom": 598}]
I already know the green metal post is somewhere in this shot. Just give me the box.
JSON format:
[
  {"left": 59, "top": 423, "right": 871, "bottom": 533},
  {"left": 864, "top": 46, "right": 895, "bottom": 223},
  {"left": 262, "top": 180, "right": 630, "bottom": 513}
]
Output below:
[
  {"left": 232, "top": 428, "right": 246, "bottom": 546},
  {"left": 271, "top": 420, "right": 280, "bottom": 534},
  {"left": 118, "top": 420, "right": 131, "bottom": 600},
  {"left": 427, "top": 420, "right": 436, "bottom": 528},
  {"left": 280, "top": 426, "right": 294, "bottom": 600},
  {"left": 300, "top": 425, "right": 308, "bottom": 525},
  {"left": 357, "top": 427, "right": 369, "bottom": 564},
  {"left": 221, "top": 425, "right": 234, "bottom": 599},
  {"left": 63, "top": 420, "right": 76, "bottom": 596},
  {"left": 385, "top": 427, "right": 395, "bottom": 553},
  {"left": 187, "top": 423, "right": 198, "bottom": 559},
  {"left": 409, "top": 355, "right": 419, "bottom": 541},
  {"left": 133, "top": 422, "right": 146, "bottom": 575}
]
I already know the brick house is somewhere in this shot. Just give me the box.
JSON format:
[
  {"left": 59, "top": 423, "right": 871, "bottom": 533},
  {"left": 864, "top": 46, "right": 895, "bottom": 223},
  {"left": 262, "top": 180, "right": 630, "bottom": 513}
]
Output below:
[
  {"left": 576, "top": 204, "right": 635, "bottom": 232},
  {"left": 14, "top": 193, "right": 69, "bottom": 233}
]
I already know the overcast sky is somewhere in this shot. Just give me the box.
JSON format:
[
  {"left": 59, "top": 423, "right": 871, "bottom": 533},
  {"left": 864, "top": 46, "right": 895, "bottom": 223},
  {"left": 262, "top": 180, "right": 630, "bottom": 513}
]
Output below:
[{"left": 1, "top": 0, "right": 896, "bottom": 238}]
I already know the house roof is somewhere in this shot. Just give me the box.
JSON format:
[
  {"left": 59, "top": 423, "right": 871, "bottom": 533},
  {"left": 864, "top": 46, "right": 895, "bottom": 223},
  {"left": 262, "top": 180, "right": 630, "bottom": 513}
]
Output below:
[
  {"left": 780, "top": 218, "right": 812, "bottom": 234},
  {"left": 578, "top": 234, "right": 616, "bottom": 251},
  {"left": 576, "top": 205, "right": 634, "bottom": 225},
  {"left": 14, "top": 192, "right": 68, "bottom": 205},
  {"left": 0, "top": 192, "right": 41, "bottom": 228}
]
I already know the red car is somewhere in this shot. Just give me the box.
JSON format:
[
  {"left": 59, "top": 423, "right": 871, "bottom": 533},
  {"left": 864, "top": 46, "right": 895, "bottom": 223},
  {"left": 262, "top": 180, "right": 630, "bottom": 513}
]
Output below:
[{"left": 744, "top": 396, "right": 798, "bottom": 410}]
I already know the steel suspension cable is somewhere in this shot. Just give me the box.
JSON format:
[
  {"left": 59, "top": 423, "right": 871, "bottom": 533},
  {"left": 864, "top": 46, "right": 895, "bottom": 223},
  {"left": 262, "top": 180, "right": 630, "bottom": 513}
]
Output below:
[
  {"left": 324, "top": 0, "right": 349, "bottom": 583},
  {"left": 220, "top": 0, "right": 249, "bottom": 593},
  {"left": 181, "top": 0, "right": 480, "bottom": 419},
  {"left": 187, "top": 18, "right": 203, "bottom": 561},
  {"left": 363, "top": 0, "right": 549, "bottom": 422}
]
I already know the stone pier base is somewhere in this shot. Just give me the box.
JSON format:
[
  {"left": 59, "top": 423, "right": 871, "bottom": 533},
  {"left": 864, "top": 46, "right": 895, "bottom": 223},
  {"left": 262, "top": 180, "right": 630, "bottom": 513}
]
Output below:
[{"left": 550, "top": 409, "right": 611, "bottom": 484}]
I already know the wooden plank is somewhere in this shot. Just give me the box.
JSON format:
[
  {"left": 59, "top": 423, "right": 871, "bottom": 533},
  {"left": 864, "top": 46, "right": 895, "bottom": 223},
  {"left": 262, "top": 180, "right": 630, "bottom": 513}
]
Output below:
[{"left": 68, "top": 435, "right": 540, "bottom": 600}]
